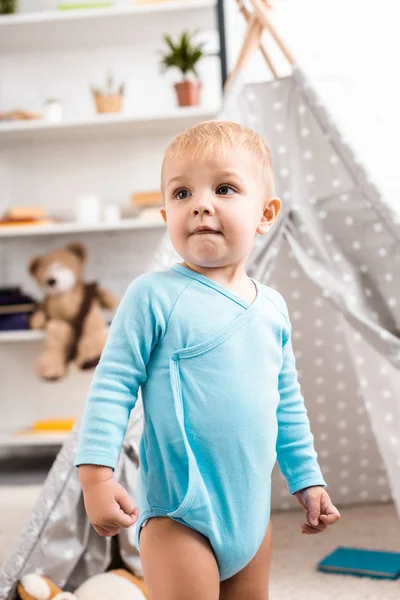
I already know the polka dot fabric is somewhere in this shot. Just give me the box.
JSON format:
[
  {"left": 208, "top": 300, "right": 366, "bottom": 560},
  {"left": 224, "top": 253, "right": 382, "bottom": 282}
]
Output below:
[
  {"left": 267, "top": 239, "right": 392, "bottom": 510},
  {"left": 242, "top": 69, "right": 400, "bottom": 512}
]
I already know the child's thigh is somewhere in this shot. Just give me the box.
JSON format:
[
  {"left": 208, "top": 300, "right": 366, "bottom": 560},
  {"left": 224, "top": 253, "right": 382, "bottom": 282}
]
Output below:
[
  {"left": 219, "top": 519, "right": 273, "bottom": 600},
  {"left": 139, "top": 516, "right": 220, "bottom": 600}
]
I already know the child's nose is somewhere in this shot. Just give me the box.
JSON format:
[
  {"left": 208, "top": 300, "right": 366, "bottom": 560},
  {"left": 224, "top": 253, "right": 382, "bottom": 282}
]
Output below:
[{"left": 191, "top": 197, "right": 215, "bottom": 216}]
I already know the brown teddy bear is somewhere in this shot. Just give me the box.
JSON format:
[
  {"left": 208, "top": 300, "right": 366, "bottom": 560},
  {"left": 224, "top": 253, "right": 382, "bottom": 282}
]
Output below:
[
  {"left": 28, "top": 242, "right": 119, "bottom": 382},
  {"left": 17, "top": 569, "right": 149, "bottom": 600}
]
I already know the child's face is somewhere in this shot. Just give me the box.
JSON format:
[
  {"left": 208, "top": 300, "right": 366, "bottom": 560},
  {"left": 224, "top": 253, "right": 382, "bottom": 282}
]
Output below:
[{"left": 160, "top": 145, "right": 281, "bottom": 269}]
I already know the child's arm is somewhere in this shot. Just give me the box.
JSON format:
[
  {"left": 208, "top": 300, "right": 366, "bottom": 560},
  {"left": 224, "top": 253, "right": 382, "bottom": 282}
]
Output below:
[
  {"left": 276, "top": 326, "right": 327, "bottom": 495},
  {"left": 75, "top": 275, "right": 166, "bottom": 470},
  {"left": 75, "top": 274, "right": 168, "bottom": 535},
  {"left": 276, "top": 329, "right": 342, "bottom": 534}
]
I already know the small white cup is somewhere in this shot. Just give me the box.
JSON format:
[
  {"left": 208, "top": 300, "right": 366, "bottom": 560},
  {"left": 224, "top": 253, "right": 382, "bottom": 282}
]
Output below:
[
  {"left": 44, "top": 99, "right": 63, "bottom": 123},
  {"left": 103, "top": 204, "right": 121, "bottom": 224},
  {"left": 75, "top": 193, "right": 101, "bottom": 224}
]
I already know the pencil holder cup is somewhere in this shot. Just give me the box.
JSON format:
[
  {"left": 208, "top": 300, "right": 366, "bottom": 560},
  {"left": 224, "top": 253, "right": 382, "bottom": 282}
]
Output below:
[
  {"left": 93, "top": 93, "right": 123, "bottom": 114},
  {"left": 90, "top": 74, "right": 125, "bottom": 114}
]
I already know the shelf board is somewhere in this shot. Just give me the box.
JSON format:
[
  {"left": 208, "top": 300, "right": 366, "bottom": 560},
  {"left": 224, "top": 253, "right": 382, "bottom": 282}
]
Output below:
[
  {"left": 0, "top": 0, "right": 216, "bottom": 52},
  {"left": 0, "top": 330, "right": 45, "bottom": 342},
  {"left": 0, "top": 216, "right": 166, "bottom": 238},
  {"left": 0, "top": 430, "right": 69, "bottom": 448},
  {"left": 0, "top": 107, "right": 218, "bottom": 143}
]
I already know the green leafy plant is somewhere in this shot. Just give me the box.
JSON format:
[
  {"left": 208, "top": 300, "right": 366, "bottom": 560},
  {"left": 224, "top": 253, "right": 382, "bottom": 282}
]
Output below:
[
  {"left": 0, "top": 0, "right": 17, "bottom": 14},
  {"left": 160, "top": 31, "right": 210, "bottom": 81}
]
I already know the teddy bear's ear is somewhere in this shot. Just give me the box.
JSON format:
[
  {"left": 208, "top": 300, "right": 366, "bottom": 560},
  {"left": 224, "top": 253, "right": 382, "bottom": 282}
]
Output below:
[
  {"left": 66, "top": 242, "right": 87, "bottom": 262},
  {"left": 28, "top": 257, "right": 42, "bottom": 276}
]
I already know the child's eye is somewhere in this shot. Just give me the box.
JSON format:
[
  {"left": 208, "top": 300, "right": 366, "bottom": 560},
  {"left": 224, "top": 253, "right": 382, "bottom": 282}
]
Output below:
[
  {"left": 216, "top": 185, "right": 236, "bottom": 196},
  {"left": 175, "top": 189, "right": 191, "bottom": 200}
]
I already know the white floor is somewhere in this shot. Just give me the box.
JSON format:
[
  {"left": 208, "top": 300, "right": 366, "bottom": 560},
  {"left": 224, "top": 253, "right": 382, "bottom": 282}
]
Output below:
[{"left": 1, "top": 483, "right": 400, "bottom": 599}]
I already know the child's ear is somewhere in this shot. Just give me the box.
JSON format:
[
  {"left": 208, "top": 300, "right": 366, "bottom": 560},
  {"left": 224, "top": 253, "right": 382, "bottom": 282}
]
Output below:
[
  {"left": 160, "top": 207, "right": 167, "bottom": 223},
  {"left": 257, "top": 197, "right": 281, "bottom": 235}
]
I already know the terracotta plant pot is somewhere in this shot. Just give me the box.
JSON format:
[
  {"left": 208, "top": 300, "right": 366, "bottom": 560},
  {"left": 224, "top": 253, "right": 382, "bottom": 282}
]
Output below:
[
  {"left": 174, "top": 80, "right": 202, "bottom": 107},
  {"left": 94, "top": 94, "right": 123, "bottom": 114}
]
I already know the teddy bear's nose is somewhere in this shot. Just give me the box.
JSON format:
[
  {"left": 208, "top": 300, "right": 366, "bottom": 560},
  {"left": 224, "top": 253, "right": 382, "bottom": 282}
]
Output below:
[{"left": 47, "top": 278, "right": 56, "bottom": 286}]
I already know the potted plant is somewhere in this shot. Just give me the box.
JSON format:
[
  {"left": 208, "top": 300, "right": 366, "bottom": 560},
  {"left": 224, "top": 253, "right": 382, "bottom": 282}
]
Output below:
[
  {"left": 160, "top": 31, "right": 209, "bottom": 107},
  {"left": 90, "top": 74, "right": 125, "bottom": 114}
]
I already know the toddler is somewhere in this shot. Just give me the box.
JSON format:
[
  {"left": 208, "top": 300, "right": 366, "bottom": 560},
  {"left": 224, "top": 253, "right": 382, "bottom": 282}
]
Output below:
[{"left": 76, "top": 120, "right": 340, "bottom": 600}]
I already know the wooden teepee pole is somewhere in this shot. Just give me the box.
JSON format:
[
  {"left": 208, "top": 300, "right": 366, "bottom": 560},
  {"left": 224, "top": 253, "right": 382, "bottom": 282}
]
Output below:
[
  {"left": 224, "top": 13, "right": 263, "bottom": 90},
  {"left": 224, "top": 0, "right": 296, "bottom": 89},
  {"left": 249, "top": 0, "right": 295, "bottom": 66},
  {"left": 237, "top": 0, "right": 279, "bottom": 79}
]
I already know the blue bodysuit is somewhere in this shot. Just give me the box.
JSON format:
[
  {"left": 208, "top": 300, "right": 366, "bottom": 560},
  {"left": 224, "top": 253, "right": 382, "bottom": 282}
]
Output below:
[{"left": 75, "top": 263, "right": 327, "bottom": 580}]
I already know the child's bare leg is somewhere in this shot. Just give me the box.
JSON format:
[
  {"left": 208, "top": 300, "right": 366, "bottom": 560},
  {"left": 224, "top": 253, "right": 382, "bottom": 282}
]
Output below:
[
  {"left": 219, "top": 519, "right": 273, "bottom": 600},
  {"left": 139, "top": 516, "right": 220, "bottom": 600}
]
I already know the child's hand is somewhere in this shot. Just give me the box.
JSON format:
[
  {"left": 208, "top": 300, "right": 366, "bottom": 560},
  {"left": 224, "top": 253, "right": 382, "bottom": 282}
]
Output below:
[
  {"left": 80, "top": 466, "right": 139, "bottom": 537},
  {"left": 294, "top": 485, "right": 341, "bottom": 535}
]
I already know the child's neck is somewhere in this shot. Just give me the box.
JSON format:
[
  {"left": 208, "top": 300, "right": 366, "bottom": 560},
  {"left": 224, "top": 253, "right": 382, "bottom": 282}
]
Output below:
[{"left": 181, "top": 261, "right": 256, "bottom": 304}]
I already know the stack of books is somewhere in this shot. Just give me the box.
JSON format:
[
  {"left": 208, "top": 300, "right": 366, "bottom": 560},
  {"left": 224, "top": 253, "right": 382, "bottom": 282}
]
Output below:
[
  {"left": 0, "top": 286, "right": 37, "bottom": 331},
  {"left": 0, "top": 206, "right": 54, "bottom": 229}
]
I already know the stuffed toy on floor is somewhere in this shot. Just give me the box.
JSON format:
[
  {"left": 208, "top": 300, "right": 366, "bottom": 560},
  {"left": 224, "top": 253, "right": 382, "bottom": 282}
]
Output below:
[
  {"left": 28, "top": 242, "right": 119, "bottom": 382},
  {"left": 17, "top": 569, "right": 149, "bottom": 600}
]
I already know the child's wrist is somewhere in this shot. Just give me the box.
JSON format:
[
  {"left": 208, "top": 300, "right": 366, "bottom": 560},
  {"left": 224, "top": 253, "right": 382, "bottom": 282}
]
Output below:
[{"left": 79, "top": 464, "right": 113, "bottom": 487}]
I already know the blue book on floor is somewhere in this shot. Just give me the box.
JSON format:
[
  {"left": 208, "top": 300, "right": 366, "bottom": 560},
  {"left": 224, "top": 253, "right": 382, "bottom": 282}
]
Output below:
[{"left": 317, "top": 546, "right": 400, "bottom": 580}]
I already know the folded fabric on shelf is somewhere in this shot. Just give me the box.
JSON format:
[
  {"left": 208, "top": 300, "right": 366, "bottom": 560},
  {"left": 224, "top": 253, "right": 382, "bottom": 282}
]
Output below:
[
  {"left": 0, "top": 313, "right": 31, "bottom": 331},
  {"left": 0, "top": 287, "right": 38, "bottom": 329}
]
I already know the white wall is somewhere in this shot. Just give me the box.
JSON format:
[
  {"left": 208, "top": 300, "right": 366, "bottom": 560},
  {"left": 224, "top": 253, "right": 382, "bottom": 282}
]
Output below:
[{"left": 224, "top": 0, "right": 400, "bottom": 212}]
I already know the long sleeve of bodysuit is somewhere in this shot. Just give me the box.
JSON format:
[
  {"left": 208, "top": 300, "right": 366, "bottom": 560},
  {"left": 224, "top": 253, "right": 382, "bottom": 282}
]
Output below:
[
  {"left": 275, "top": 315, "right": 327, "bottom": 495},
  {"left": 74, "top": 274, "right": 169, "bottom": 469}
]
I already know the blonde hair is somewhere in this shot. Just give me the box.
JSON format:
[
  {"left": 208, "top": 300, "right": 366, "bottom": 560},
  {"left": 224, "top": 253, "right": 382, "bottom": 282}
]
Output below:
[{"left": 161, "top": 119, "right": 275, "bottom": 196}]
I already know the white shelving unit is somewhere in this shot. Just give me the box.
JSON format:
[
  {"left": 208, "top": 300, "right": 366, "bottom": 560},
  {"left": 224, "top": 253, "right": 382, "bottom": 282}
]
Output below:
[
  {"left": 0, "top": 0, "right": 213, "bottom": 24},
  {"left": 0, "top": 106, "right": 218, "bottom": 143},
  {"left": 0, "top": 430, "right": 69, "bottom": 447},
  {"left": 0, "top": 330, "right": 45, "bottom": 343},
  {"left": 0, "top": 431, "right": 69, "bottom": 450},
  {"left": 0, "top": 0, "right": 223, "bottom": 455},
  {"left": 0, "top": 0, "right": 216, "bottom": 51},
  {"left": 0, "top": 217, "right": 165, "bottom": 238}
]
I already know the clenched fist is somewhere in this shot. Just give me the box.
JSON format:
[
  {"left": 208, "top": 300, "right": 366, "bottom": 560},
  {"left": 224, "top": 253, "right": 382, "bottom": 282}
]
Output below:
[
  {"left": 79, "top": 465, "right": 139, "bottom": 537},
  {"left": 294, "top": 485, "right": 341, "bottom": 535}
]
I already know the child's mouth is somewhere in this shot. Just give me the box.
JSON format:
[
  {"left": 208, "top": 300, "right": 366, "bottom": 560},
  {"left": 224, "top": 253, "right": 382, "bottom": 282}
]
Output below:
[{"left": 191, "top": 227, "right": 221, "bottom": 235}]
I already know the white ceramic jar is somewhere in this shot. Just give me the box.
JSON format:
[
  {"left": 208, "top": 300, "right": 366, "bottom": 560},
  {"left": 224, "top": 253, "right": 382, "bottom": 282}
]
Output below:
[{"left": 44, "top": 99, "right": 63, "bottom": 123}]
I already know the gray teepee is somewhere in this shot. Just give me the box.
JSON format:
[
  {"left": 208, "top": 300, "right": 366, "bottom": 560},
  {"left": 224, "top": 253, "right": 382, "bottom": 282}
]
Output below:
[{"left": 1, "top": 4, "right": 400, "bottom": 598}]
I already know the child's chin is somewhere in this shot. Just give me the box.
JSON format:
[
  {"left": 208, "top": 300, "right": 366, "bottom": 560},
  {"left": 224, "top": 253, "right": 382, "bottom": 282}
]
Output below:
[{"left": 187, "top": 253, "right": 230, "bottom": 269}]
